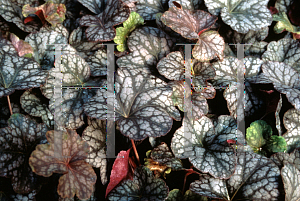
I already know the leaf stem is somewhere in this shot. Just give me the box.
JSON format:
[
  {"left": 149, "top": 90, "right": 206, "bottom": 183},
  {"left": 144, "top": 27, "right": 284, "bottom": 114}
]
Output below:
[
  {"left": 131, "top": 139, "right": 140, "bottom": 165},
  {"left": 7, "top": 95, "right": 13, "bottom": 116}
]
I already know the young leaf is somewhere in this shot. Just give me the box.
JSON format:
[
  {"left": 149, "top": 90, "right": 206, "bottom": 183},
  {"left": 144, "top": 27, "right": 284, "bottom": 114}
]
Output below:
[
  {"left": 81, "top": 117, "right": 107, "bottom": 185},
  {"left": 10, "top": 33, "right": 33, "bottom": 57},
  {"left": 29, "top": 129, "right": 97, "bottom": 200},
  {"left": 79, "top": 0, "right": 130, "bottom": 42},
  {"left": 0, "top": 113, "right": 49, "bottom": 194},
  {"left": 114, "top": 11, "right": 144, "bottom": 52},
  {"left": 0, "top": 38, "right": 48, "bottom": 99},
  {"left": 204, "top": 0, "right": 272, "bottom": 33},
  {"left": 161, "top": 6, "right": 224, "bottom": 61},
  {"left": 116, "top": 26, "right": 174, "bottom": 74},
  {"left": 273, "top": 12, "right": 300, "bottom": 37},
  {"left": 0, "top": 0, "right": 39, "bottom": 32},
  {"left": 84, "top": 67, "right": 181, "bottom": 141},
  {"left": 266, "top": 135, "right": 287, "bottom": 153},
  {"left": 190, "top": 145, "right": 281, "bottom": 200},
  {"left": 107, "top": 166, "right": 169, "bottom": 201},
  {"left": 105, "top": 149, "right": 133, "bottom": 198},
  {"left": 283, "top": 109, "right": 300, "bottom": 153},
  {"left": 22, "top": 1, "right": 66, "bottom": 26},
  {"left": 262, "top": 61, "right": 300, "bottom": 111},
  {"left": 246, "top": 120, "right": 272, "bottom": 154},
  {"left": 171, "top": 115, "right": 244, "bottom": 179},
  {"left": 149, "top": 142, "right": 183, "bottom": 171},
  {"left": 281, "top": 163, "right": 300, "bottom": 201}
]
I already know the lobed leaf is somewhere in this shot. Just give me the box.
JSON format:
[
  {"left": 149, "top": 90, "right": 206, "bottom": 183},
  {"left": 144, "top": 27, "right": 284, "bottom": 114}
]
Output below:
[
  {"left": 79, "top": 0, "right": 130, "bottom": 42},
  {"left": 82, "top": 117, "right": 107, "bottom": 185},
  {"left": 29, "top": 129, "right": 97, "bottom": 200},
  {"left": 281, "top": 163, "right": 300, "bottom": 201},
  {"left": 0, "top": 113, "right": 49, "bottom": 193},
  {"left": 204, "top": 0, "right": 272, "bottom": 33},
  {"left": 0, "top": 38, "right": 48, "bottom": 98},
  {"left": 84, "top": 67, "right": 181, "bottom": 140}
]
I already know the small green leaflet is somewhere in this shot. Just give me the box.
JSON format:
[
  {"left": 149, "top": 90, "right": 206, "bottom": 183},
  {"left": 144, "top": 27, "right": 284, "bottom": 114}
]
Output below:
[
  {"left": 114, "top": 12, "right": 144, "bottom": 52},
  {"left": 273, "top": 12, "right": 300, "bottom": 38}
]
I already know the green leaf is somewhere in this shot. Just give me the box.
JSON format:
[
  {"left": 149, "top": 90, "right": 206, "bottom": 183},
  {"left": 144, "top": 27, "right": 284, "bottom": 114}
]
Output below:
[
  {"left": 273, "top": 12, "right": 300, "bottom": 35},
  {"left": 267, "top": 135, "right": 287, "bottom": 153},
  {"left": 114, "top": 12, "right": 144, "bottom": 52},
  {"left": 246, "top": 120, "right": 272, "bottom": 154}
]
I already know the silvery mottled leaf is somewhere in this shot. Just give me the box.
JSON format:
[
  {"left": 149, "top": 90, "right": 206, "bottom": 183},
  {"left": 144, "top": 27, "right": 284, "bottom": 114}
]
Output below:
[
  {"left": 171, "top": 115, "right": 244, "bottom": 179},
  {"left": 170, "top": 81, "right": 209, "bottom": 120},
  {"left": 20, "top": 89, "right": 54, "bottom": 129},
  {"left": 276, "top": 94, "right": 283, "bottom": 136},
  {"left": 150, "top": 142, "right": 183, "bottom": 171},
  {"left": 116, "top": 26, "right": 174, "bottom": 74},
  {"left": 29, "top": 129, "right": 97, "bottom": 200},
  {"left": 0, "top": 38, "right": 48, "bottom": 98},
  {"left": 11, "top": 0, "right": 39, "bottom": 7},
  {"left": 190, "top": 145, "right": 281, "bottom": 200},
  {"left": 69, "top": 27, "right": 104, "bottom": 59},
  {"left": 10, "top": 189, "right": 37, "bottom": 201},
  {"left": 275, "top": 0, "right": 294, "bottom": 13},
  {"left": 43, "top": 24, "right": 70, "bottom": 39},
  {"left": 262, "top": 38, "right": 300, "bottom": 73},
  {"left": 107, "top": 166, "right": 169, "bottom": 201},
  {"left": 212, "top": 57, "right": 264, "bottom": 118},
  {"left": 85, "top": 48, "right": 107, "bottom": 76},
  {"left": 41, "top": 54, "right": 104, "bottom": 129},
  {"left": 82, "top": 117, "right": 107, "bottom": 185},
  {"left": 168, "top": 0, "right": 204, "bottom": 10},
  {"left": 0, "top": 0, "right": 38, "bottom": 32},
  {"left": 262, "top": 61, "right": 300, "bottom": 111},
  {"left": 131, "top": 0, "right": 168, "bottom": 20},
  {"left": 283, "top": 109, "right": 300, "bottom": 153},
  {"left": 281, "top": 163, "right": 300, "bottom": 201},
  {"left": 77, "top": 0, "right": 102, "bottom": 14},
  {"left": 79, "top": 0, "right": 130, "bottom": 42},
  {"left": 157, "top": 51, "right": 185, "bottom": 80},
  {"left": 224, "top": 27, "right": 269, "bottom": 57},
  {"left": 204, "top": 0, "right": 272, "bottom": 33},
  {"left": 0, "top": 114, "right": 49, "bottom": 194},
  {"left": 84, "top": 67, "right": 181, "bottom": 141},
  {"left": 25, "top": 29, "right": 70, "bottom": 70},
  {"left": 270, "top": 148, "right": 300, "bottom": 170}
]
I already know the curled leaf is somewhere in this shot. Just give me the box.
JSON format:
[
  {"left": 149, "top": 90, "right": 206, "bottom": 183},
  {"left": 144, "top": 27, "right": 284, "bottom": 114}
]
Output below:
[{"left": 22, "top": 1, "right": 66, "bottom": 26}]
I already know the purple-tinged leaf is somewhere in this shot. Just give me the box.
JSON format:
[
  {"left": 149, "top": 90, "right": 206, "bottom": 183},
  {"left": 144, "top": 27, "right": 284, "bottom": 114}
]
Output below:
[
  {"left": 10, "top": 33, "right": 33, "bottom": 57},
  {"left": 29, "top": 129, "right": 97, "bottom": 200},
  {"left": 117, "top": 26, "right": 174, "bottom": 74},
  {"left": 79, "top": 0, "right": 130, "bottom": 42},
  {"left": 77, "top": 0, "right": 103, "bottom": 14}
]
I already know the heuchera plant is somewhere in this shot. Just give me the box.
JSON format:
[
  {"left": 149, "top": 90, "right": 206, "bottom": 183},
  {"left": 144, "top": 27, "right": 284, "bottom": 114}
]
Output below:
[{"left": 0, "top": 0, "right": 300, "bottom": 200}]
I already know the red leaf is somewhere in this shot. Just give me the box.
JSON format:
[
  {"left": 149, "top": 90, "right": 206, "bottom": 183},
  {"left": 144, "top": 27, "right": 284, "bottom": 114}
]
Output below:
[
  {"left": 34, "top": 10, "right": 46, "bottom": 24},
  {"left": 24, "top": 16, "right": 36, "bottom": 24},
  {"left": 105, "top": 148, "right": 134, "bottom": 198}
]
